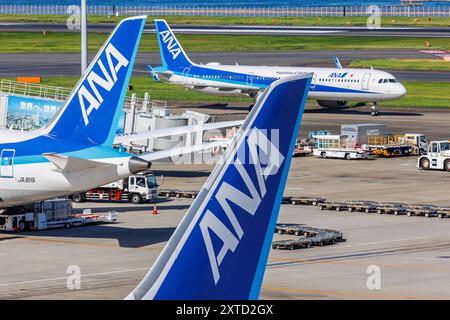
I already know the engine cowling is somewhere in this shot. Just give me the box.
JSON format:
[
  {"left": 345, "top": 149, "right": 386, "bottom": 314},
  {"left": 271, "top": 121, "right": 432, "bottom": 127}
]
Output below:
[{"left": 317, "top": 100, "right": 348, "bottom": 108}]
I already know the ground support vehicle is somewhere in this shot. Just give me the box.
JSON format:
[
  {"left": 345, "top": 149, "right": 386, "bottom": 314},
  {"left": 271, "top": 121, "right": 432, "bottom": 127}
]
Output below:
[
  {"left": 365, "top": 133, "right": 427, "bottom": 157},
  {"left": 313, "top": 135, "right": 369, "bottom": 160},
  {"left": 436, "top": 208, "right": 450, "bottom": 219},
  {"left": 405, "top": 205, "right": 438, "bottom": 217},
  {"left": 318, "top": 202, "right": 349, "bottom": 212},
  {"left": 288, "top": 196, "right": 326, "bottom": 206},
  {"left": 272, "top": 238, "right": 313, "bottom": 250},
  {"left": 418, "top": 140, "right": 450, "bottom": 171},
  {"left": 272, "top": 224, "right": 345, "bottom": 250},
  {"left": 0, "top": 199, "right": 117, "bottom": 232},
  {"left": 376, "top": 203, "right": 407, "bottom": 215},
  {"left": 71, "top": 173, "right": 159, "bottom": 204},
  {"left": 159, "top": 189, "right": 199, "bottom": 199},
  {"left": 346, "top": 201, "right": 377, "bottom": 213}
]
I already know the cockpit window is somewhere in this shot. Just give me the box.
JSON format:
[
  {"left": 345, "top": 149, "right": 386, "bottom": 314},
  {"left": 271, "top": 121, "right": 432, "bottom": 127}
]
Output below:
[{"left": 379, "top": 78, "right": 397, "bottom": 84}]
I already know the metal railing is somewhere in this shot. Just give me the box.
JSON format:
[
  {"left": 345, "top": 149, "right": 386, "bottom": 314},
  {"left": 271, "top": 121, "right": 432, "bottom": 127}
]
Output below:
[
  {"left": 0, "top": 79, "right": 71, "bottom": 101},
  {"left": 0, "top": 79, "right": 167, "bottom": 111},
  {"left": 0, "top": 4, "right": 449, "bottom": 18}
]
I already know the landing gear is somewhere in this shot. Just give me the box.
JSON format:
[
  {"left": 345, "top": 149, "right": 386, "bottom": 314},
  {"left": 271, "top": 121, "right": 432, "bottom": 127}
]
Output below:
[{"left": 369, "top": 101, "right": 379, "bottom": 116}]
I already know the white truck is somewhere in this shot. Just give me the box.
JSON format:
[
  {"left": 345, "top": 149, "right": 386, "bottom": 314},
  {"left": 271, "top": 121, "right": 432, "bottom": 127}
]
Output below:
[
  {"left": 71, "top": 173, "right": 159, "bottom": 204},
  {"left": 312, "top": 135, "right": 369, "bottom": 160},
  {"left": 0, "top": 199, "right": 117, "bottom": 232},
  {"left": 418, "top": 140, "right": 450, "bottom": 171}
]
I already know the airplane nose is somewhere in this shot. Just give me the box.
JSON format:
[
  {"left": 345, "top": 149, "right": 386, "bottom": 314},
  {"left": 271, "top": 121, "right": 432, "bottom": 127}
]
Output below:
[{"left": 396, "top": 84, "right": 407, "bottom": 97}]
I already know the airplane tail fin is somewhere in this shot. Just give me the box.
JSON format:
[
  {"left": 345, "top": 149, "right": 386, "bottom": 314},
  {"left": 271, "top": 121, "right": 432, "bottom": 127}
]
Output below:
[
  {"left": 126, "top": 74, "right": 312, "bottom": 300},
  {"left": 155, "top": 19, "right": 193, "bottom": 70},
  {"left": 43, "top": 16, "right": 146, "bottom": 147}
]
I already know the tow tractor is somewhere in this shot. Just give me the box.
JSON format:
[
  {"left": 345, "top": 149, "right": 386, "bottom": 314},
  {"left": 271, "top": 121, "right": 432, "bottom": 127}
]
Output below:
[
  {"left": 418, "top": 140, "right": 450, "bottom": 171},
  {"left": 71, "top": 172, "right": 160, "bottom": 204}
]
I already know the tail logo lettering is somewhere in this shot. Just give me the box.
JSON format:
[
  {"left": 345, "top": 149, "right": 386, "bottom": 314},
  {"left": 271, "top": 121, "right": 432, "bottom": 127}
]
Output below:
[
  {"left": 79, "top": 43, "right": 129, "bottom": 126},
  {"left": 199, "top": 129, "right": 284, "bottom": 284},
  {"left": 159, "top": 30, "right": 181, "bottom": 60}
]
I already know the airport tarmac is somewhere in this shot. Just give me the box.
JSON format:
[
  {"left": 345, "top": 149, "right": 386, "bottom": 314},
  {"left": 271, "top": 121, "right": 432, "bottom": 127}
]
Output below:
[
  {"left": 0, "top": 50, "right": 448, "bottom": 82},
  {"left": 1, "top": 196, "right": 450, "bottom": 300},
  {"left": 0, "top": 105, "right": 448, "bottom": 300}
]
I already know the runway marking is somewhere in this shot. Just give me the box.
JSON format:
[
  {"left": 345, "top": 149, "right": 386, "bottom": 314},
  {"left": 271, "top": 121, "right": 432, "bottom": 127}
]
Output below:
[
  {"left": 340, "top": 236, "right": 431, "bottom": 248},
  {"left": 0, "top": 267, "right": 149, "bottom": 288},
  {"left": 145, "top": 28, "right": 345, "bottom": 35}
]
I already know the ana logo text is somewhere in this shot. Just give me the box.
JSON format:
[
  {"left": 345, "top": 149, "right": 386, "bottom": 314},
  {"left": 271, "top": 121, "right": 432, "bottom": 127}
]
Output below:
[
  {"left": 329, "top": 72, "right": 349, "bottom": 78},
  {"left": 78, "top": 43, "right": 129, "bottom": 126},
  {"left": 159, "top": 30, "right": 181, "bottom": 60},
  {"left": 199, "top": 129, "right": 285, "bottom": 284}
]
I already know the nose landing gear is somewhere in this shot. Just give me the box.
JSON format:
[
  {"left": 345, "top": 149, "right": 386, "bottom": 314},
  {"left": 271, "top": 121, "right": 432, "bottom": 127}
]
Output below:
[{"left": 370, "top": 101, "right": 379, "bottom": 116}]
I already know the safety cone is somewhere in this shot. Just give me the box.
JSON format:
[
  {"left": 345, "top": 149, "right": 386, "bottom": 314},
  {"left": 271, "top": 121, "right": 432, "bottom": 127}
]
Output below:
[{"left": 153, "top": 205, "right": 158, "bottom": 215}]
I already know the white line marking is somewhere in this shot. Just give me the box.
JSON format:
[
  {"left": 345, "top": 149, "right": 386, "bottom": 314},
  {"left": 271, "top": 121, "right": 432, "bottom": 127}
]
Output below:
[
  {"left": 341, "top": 236, "right": 431, "bottom": 248},
  {"left": 0, "top": 267, "right": 149, "bottom": 288}
]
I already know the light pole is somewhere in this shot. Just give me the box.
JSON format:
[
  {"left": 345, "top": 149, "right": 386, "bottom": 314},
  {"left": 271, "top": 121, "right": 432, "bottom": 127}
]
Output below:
[{"left": 81, "top": 0, "right": 87, "bottom": 75}]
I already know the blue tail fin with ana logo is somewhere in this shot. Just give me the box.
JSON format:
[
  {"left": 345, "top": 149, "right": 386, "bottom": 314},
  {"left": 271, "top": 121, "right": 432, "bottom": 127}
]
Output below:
[
  {"left": 126, "top": 74, "right": 312, "bottom": 300},
  {"left": 155, "top": 19, "right": 193, "bottom": 70},
  {"left": 43, "top": 16, "right": 146, "bottom": 147}
]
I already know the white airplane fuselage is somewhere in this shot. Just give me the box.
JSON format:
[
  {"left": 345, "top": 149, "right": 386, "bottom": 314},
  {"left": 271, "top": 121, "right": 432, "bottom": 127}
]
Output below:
[{"left": 163, "top": 64, "right": 406, "bottom": 102}]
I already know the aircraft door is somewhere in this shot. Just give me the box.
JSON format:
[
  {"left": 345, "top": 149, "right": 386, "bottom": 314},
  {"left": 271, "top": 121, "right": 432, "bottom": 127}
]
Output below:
[
  {"left": 311, "top": 73, "right": 317, "bottom": 89},
  {"left": 181, "top": 67, "right": 191, "bottom": 85},
  {"left": 362, "top": 73, "right": 371, "bottom": 90},
  {"left": 0, "top": 149, "right": 15, "bottom": 178},
  {"left": 246, "top": 73, "right": 254, "bottom": 86}
]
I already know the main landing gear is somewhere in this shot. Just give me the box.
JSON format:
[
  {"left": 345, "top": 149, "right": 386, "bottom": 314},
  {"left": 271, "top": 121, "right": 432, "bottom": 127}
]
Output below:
[{"left": 370, "top": 101, "right": 379, "bottom": 116}]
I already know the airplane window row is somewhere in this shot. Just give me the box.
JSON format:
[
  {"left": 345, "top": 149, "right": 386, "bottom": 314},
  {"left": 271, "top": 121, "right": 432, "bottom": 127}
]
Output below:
[
  {"left": 318, "top": 78, "right": 360, "bottom": 83},
  {"left": 378, "top": 78, "right": 397, "bottom": 83},
  {"left": 195, "top": 74, "right": 280, "bottom": 82}
]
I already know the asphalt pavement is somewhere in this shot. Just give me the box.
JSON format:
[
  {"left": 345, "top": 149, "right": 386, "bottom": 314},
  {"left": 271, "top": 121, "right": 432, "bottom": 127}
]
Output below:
[
  {"left": 2, "top": 22, "right": 450, "bottom": 37},
  {"left": 0, "top": 50, "right": 448, "bottom": 82}
]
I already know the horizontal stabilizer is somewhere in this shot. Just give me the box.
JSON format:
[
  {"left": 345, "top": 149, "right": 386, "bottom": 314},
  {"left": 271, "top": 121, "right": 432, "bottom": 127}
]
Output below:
[
  {"left": 138, "top": 140, "right": 229, "bottom": 162},
  {"left": 114, "top": 120, "right": 242, "bottom": 146},
  {"left": 43, "top": 153, "right": 114, "bottom": 173}
]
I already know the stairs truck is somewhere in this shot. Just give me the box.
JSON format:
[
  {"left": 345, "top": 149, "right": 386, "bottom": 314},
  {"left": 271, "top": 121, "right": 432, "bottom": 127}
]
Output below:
[
  {"left": 71, "top": 173, "right": 159, "bottom": 204},
  {"left": 418, "top": 140, "right": 450, "bottom": 171}
]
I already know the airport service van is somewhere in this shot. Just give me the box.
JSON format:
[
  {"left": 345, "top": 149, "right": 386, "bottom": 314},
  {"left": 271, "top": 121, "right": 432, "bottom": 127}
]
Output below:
[
  {"left": 418, "top": 140, "right": 450, "bottom": 171},
  {"left": 0, "top": 199, "right": 117, "bottom": 232},
  {"left": 71, "top": 173, "right": 159, "bottom": 204},
  {"left": 312, "top": 135, "right": 369, "bottom": 160}
]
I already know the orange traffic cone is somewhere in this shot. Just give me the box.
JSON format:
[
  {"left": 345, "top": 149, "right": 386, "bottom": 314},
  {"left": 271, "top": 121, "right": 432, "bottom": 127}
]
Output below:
[{"left": 153, "top": 205, "right": 158, "bottom": 215}]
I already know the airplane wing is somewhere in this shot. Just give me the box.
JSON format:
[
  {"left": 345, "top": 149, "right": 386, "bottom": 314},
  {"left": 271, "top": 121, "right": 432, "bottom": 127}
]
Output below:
[
  {"left": 114, "top": 120, "right": 242, "bottom": 146},
  {"left": 43, "top": 153, "right": 114, "bottom": 173},
  {"left": 137, "top": 140, "right": 230, "bottom": 162}
]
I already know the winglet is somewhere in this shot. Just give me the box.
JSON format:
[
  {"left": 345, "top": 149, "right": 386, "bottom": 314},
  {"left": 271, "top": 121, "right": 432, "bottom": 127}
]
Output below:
[
  {"left": 334, "top": 56, "right": 342, "bottom": 69},
  {"left": 126, "top": 73, "right": 313, "bottom": 300},
  {"left": 147, "top": 64, "right": 160, "bottom": 81}
]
